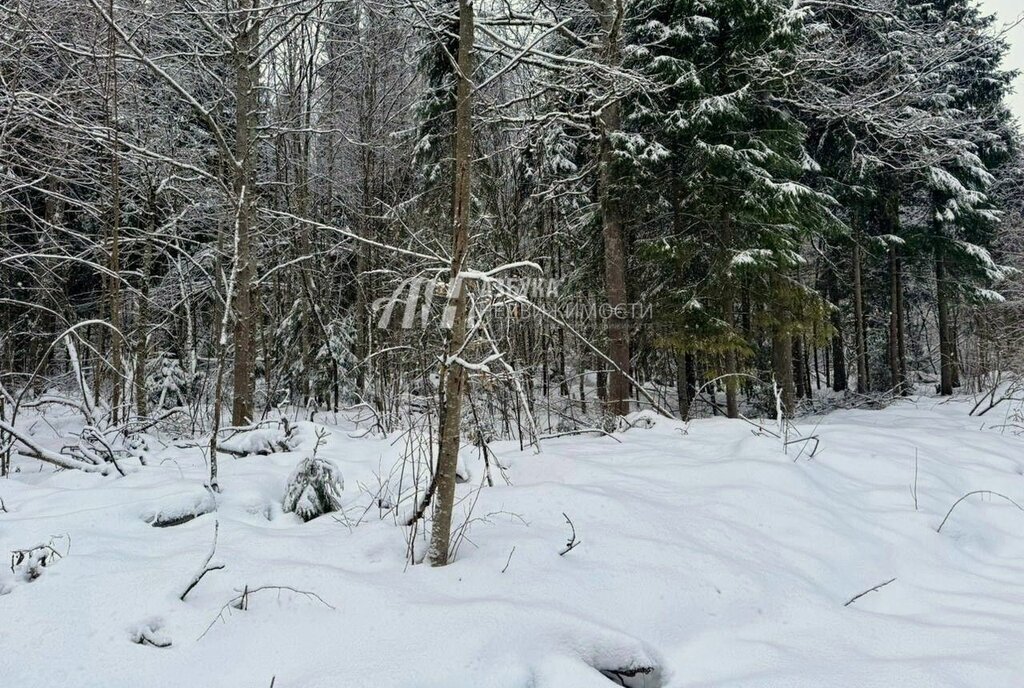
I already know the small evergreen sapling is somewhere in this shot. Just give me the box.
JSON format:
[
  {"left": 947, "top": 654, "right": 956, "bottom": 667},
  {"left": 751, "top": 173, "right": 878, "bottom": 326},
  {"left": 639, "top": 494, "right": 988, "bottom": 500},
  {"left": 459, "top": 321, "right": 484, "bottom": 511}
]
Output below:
[
  {"left": 282, "top": 429, "right": 344, "bottom": 522},
  {"left": 145, "top": 352, "right": 194, "bottom": 410}
]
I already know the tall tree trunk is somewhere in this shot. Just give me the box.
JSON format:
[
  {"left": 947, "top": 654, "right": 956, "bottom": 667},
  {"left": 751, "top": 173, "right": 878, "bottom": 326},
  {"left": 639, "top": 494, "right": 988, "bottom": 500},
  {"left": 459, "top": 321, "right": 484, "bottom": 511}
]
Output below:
[
  {"left": 772, "top": 331, "right": 795, "bottom": 417},
  {"left": 881, "top": 189, "right": 906, "bottom": 395},
  {"left": 685, "top": 353, "right": 697, "bottom": 413},
  {"left": 935, "top": 249, "right": 954, "bottom": 395},
  {"left": 771, "top": 274, "right": 795, "bottom": 416},
  {"left": 829, "top": 265, "right": 847, "bottom": 392},
  {"left": 888, "top": 245, "right": 906, "bottom": 393},
  {"left": 596, "top": 4, "right": 630, "bottom": 417},
  {"left": 675, "top": 350, "right": 690, "bottom": 419},
  {"left": 106, "top": 0, "right": 123, "bottom": 425},
  {"left": 950, "top": 315, "right": 961, "bottom": 389},
  {"left": 852, "top": 230, "right": 868, "bottom": 394},
  {"left": 793, "top": 336, "right": 807, "bottom": 399},
  {"left": 354, "top": 31, "right": 378, "bottom": 398},
  {"left": 813, "top": 327, "right": 821, "bottom": 391},
  {"left": 134, "top": 193, "right": 156, "bottom": 417},
  {"left": 429, "top": 0, "right": 474, "bottom": 567},
  {"left": 721, "top": 214, "right": 739, "bottom": 418},
  {"left": 230, "top": 0, "right": 258, "bottom": 426},
  {"left": 896, "top": 258, "right": 907, "bottom": 394}
]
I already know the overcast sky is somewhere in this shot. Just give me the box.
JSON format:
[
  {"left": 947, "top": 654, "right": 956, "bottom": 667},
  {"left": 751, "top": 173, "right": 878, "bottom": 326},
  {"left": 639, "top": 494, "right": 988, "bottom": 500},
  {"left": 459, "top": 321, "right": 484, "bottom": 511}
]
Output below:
[{"left": 979, "top": 0, "right": 1024, "bottom": 120}]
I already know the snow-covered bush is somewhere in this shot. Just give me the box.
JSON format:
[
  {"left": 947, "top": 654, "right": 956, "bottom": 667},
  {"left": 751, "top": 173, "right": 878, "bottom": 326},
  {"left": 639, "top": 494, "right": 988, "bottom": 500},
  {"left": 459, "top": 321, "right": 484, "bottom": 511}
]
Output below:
[
  {"left": 220, "top": 420, "right": 300, "bottom": 456},
  {"left": 10, "top": 538, "right": 66, "bottom": 582},
  {"left": 282, "top": 456, "right": 345, "bottom": 522}
]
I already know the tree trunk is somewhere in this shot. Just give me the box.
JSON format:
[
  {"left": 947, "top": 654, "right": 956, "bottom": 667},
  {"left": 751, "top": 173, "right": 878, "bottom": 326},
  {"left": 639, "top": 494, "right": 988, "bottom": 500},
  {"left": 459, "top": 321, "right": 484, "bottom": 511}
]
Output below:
[
  {"left": 772, "top": 275, "right": 795, "bottom": 416},
  {"left": 935, "top": 249, "right": 954, "bottom": 395},
  {"left": 950, "top": 315, "right": 961, "bottom": 389},
  {"left": 896, "top": 259, "right": 907, "bottom": 394},
  {"left": 812, "top": 328, "right": 821, "bottom": 391},
  {"left": 888, "top": 245, "right": 906, "bottom": 394},
  {"left": 685, "top": 353, "right": 697, "bottom": 412},
  {"left": 852, "top": 231, "right": 868, "bottom": 394},
  {"left": 830, "top": 285, "right": 847, "bottom": 392},
  {"left": 230, "top": 0, "right": 259, "bottom": 426},
  {"left": 428, "top": 0, "right": 474, "bottom": 567},
  {"left": 772, "top": 331, "right": 795, "bottom": 417},
  {"left": 596, "top": 5, "right": 630, "bottom": 417},
  {"left": 106, "top": 0, "right": 123, "bottom": 425},
  {"left": 793, "top": 336, "right": 806, "bottom": 399},
  {"left": 134, "top": 194, "right": 156, "bottom": 417},
  {"left": 721, "top": 214, "right": 739, "bottom": 418},
  {"left": 675, "top": 350, "right": 690, "bottom": 419}
]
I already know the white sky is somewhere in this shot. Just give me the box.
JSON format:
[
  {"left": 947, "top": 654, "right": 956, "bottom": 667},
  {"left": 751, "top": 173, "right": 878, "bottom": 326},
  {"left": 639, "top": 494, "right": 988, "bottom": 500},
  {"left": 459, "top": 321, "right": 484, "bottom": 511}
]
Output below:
[{"left": 979, "top": 0, "right": 1024, "bottom": 120}]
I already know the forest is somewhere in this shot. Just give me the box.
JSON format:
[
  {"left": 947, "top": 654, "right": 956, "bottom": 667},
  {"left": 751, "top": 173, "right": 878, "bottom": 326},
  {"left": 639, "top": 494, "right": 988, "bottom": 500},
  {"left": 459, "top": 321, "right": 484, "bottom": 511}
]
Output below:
[{"left": 2, "top": 0, "right": 1024, "bottom": 685}]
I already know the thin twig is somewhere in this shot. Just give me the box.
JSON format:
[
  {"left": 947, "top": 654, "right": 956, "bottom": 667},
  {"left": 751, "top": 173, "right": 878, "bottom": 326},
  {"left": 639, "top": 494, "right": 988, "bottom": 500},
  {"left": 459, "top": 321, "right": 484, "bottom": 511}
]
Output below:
[
  {"left": 501, "top": 546, "right": 516, "bottom": 573},
  {"left": 559, "top": 512, "right": 580, "bottom": 556},
  {"left": 936, "top": 490, "right": 1024, "bottom": 533},
  {"left": 844, "top": 577, "right": 897, "bottom": 607}
]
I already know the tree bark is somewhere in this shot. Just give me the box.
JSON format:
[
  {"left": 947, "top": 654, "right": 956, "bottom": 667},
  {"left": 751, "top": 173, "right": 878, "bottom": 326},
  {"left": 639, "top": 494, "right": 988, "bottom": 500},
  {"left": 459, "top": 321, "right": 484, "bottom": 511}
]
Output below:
[
  {"left": 771, "top": 275, "right": 796, "bottom": 416},
  {"left": 428, "top": 0, "right": 474, "bottom": 567},
  {"left": 793, "top": 336, "right": 806, "bottom": 399},
  {"left": 230, "top": 0, "right": 259, "bottom": 426},
  {"left": 828, "top": 264, "right": 847, "bottom": 392},
  {"left": 935, "top": 249, "right": 954, "bottom": 395},
  {"left": 105, "top": 0, "right": 123, "bottom": 425},
  {"left": 888, "top": 245, "right": 906, "bottom": 393},
  {"left": 134, "top": 192, "right": 156, "bottom": 417},
  {"left": 852, "top": 229, "right": 868, "bottom": 394},
  {"left": 721, "top": 214, "right": 739, "bottom": 417},
  {"left": 595, "top": 2, "right": 630, "bottom": 417},
  {"left": 675, "top": 350, "right": 690, "bottom": 419},
  {"left": 772, "top": 331, "right": 795, "bottom": 417}
]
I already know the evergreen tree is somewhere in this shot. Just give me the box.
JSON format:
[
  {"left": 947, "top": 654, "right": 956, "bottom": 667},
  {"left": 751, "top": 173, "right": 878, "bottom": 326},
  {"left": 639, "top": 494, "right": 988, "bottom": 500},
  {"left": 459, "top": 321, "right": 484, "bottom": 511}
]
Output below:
[{"left": 626, "top": 0, "right": 833, "bottom": 415}]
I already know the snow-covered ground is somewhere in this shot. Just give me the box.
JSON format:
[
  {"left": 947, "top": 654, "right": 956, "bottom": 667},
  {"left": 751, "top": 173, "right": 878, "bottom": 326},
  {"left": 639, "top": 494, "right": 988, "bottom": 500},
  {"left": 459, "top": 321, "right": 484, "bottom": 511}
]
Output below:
[{"left": 3, "top": 396, "right": 1024, "bottom": 687}]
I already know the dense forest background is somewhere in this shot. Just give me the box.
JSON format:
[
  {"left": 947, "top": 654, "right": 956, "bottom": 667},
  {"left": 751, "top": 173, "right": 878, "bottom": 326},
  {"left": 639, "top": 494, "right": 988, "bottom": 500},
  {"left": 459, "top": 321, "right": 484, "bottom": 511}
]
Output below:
[{"left": 2, "top": 0, "right": 1023, "bottom": 562}]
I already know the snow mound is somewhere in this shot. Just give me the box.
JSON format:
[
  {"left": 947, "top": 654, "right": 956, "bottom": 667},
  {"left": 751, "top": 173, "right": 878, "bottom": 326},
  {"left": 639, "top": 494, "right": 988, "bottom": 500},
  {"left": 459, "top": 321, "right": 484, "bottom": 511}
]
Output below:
[
  {"left": 219, "top": 421, "right": 327, "bottom": 456},
  {"left": 141, "top": 485, "right": 216, "bottom": 527}
]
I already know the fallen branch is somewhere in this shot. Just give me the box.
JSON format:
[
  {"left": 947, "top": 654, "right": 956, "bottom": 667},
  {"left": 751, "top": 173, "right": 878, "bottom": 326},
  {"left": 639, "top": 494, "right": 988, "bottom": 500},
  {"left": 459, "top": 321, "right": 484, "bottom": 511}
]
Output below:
[
  {"left": 198, "top": 585, "right": 335, "bottom": 640},
  {"left": 785, "top": 435, "right": 821, "bottom": 461},
  {"left": 600, "top": 665, "right": 656, "bottom": 686},
  {"left": 539, "top": 428, "right": 622, "bottom": 443},
  {"left": 0, "top": 420, "right": 109, "bottom": 474},
  {"left": 179, "top": 521, "right": 225, "bottom": 602},
  {"left": 134, "top": 625, "right": 172, "bottom": 648},
  {"left": 843, "top": 577, "right": 897, "bottom": 607}
]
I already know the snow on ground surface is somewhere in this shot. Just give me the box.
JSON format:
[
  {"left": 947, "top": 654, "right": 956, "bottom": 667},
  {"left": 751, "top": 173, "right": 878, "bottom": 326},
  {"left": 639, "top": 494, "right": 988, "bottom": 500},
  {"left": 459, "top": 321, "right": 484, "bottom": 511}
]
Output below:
[{"left": 3, "top": 396, "right": 1024, "bottom": 687}]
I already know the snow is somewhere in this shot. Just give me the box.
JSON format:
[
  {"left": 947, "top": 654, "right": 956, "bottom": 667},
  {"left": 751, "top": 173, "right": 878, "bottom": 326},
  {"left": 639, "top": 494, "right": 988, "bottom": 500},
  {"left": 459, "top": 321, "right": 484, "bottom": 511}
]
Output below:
[{"left": 3, "top": 397, "right": 1024, "bottom": 686}]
